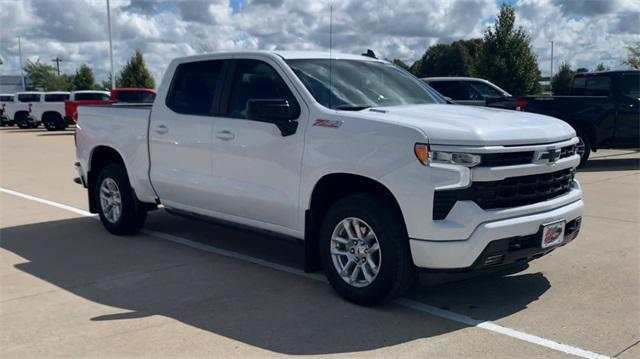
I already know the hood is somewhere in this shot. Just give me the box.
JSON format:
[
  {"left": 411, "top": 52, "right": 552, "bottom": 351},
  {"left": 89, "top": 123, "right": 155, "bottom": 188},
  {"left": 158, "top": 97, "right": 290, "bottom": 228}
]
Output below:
[{"left": 364, "top": 104, "right": 575, "bottom": 146}]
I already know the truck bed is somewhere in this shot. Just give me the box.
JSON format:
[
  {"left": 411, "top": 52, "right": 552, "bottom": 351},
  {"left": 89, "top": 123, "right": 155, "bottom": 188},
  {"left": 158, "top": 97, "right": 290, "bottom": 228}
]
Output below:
[{"left": 75, "top": 105, "right": 157, "bottom": 204}]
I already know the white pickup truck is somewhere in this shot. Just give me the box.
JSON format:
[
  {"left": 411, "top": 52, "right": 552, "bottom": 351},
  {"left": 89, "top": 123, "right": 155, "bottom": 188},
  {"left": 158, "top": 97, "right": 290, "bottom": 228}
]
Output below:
[
  {"left": 4, "top": 91, "right": 70, "bottom": 129},
  {"left": 75, "top": 51, "right": 583, "bottom": 305}
]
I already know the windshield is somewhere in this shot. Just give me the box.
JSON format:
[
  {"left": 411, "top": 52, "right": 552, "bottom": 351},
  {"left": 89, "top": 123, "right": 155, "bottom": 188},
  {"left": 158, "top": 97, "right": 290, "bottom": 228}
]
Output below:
[{"left": 286, "top": 59, "right": 437, "bottom": 110}]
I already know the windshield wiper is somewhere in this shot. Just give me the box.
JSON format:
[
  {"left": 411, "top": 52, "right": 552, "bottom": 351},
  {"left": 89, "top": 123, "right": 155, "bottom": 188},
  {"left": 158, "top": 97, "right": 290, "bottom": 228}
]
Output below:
[{"left": 334, "top": 105, "right": 372, "bottom": 111}]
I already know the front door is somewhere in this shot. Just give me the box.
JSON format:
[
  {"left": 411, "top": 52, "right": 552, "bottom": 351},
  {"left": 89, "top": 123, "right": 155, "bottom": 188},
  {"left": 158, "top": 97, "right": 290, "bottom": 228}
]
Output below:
[{"left": 209, "top": 58, "right": 307, "bottom": 230}]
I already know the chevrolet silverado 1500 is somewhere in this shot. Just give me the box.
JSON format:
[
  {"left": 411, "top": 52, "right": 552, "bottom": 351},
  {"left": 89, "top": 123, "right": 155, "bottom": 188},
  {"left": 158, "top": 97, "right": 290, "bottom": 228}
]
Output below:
[{"left": 75, "top": 51, "right": 583, "bottom": 305}]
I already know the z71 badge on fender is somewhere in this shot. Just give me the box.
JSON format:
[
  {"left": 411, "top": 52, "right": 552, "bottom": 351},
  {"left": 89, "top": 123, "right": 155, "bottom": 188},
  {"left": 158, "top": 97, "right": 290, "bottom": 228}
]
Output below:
[{"left": 312, "top": 119, "right": 343, "bottom": 128}]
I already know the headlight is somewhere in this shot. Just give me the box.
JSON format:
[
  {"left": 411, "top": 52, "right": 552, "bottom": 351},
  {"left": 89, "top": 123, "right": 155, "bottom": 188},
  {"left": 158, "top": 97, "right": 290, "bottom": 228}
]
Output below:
[
  {"left": 430, "top": 151, "right": 481, "bottom": 167},
  {"left": 414, "top": 144, "right": 481, "bottom": 167}
]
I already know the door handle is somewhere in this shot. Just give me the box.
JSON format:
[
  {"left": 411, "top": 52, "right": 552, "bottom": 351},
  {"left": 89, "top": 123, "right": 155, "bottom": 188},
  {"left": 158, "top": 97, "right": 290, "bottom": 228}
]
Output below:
[
  {"left": 155, "top": 124, "right": 168, "bottom": 134},
  {"left": 215, "top": 130, "right": 235, "bottom": 141}
]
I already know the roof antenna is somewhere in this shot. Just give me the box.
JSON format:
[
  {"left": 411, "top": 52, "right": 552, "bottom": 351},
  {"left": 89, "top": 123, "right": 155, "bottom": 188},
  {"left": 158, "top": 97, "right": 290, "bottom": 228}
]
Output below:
[{"left": 329, "top": 4, "right": 333, "bottom": 110}]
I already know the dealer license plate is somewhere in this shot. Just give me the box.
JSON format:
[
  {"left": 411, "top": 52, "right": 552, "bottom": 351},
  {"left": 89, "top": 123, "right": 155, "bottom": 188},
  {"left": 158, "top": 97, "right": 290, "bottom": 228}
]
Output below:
[{"left": 541, "top": 220, "right": 565, "bottom": 249}]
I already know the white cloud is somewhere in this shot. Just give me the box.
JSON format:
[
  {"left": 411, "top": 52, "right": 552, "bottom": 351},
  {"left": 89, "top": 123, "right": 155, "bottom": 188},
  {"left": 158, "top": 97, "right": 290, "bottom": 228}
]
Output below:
[{"left": 0, "top": 0, "right": 638, "bottom": 86}]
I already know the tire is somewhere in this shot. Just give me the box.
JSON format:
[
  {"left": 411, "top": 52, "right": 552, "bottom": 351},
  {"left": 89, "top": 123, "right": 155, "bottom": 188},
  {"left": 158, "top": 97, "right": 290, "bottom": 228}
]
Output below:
[
  {"left": 319, "top": 194, "right": 416, "bottom": 306},
  {"left": 575, "top": 129, "right": 591, "bottom": 167},
  {"left": 94, "top": 163, "right": 147, "bottom": 235},
  {"left": 43, "top": 113, "right": 65, "bottom": 131},
  {"left": 16, "top": 113, "right": 29, "bottom": 129}
]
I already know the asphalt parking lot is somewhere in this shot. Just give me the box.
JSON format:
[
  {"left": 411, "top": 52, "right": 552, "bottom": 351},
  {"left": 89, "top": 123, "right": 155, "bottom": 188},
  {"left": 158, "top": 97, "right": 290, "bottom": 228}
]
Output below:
[{"left": 1, "top": 126, "right": 638, "bottom": 358}]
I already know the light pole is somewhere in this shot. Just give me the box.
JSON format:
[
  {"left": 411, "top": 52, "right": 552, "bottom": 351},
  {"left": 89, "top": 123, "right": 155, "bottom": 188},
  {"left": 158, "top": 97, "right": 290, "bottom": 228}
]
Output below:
[
  {"left": 106, "top": 0, "right": 115, "bottom": 90},
  {"left": 18, "top": 36, "right": 25, "bottom": 90},
  {"left": 549, "top": 40, "right": 554, "bottom": 94},
  {"left": 52, "top": 56, "right": 63, "bottom": 76}
]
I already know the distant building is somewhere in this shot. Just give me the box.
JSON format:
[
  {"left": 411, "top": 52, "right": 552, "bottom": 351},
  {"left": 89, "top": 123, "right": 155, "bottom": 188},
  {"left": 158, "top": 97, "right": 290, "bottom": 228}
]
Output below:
[{"left": 0, "top": 75, "right": 25, "bottom": 93}]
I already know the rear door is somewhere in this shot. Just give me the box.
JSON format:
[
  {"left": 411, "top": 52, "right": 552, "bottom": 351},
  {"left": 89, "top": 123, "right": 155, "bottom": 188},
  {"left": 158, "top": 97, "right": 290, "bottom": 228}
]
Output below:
[
  {"left": 148, "top": 58, "right": 227, "bottom": 210},
  {"left": 207, "top": 57, "right": 307, "bottom": 230}
]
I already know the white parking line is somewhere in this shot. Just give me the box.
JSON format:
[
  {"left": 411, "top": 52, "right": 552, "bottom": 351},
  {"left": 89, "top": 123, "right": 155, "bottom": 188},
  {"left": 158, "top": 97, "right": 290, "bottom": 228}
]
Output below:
[{"left": 0, "top": 187, "right": 611, "bottom": 359}]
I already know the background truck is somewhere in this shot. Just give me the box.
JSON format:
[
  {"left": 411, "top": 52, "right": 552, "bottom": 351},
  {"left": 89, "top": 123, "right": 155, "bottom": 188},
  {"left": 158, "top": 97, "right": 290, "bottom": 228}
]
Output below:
[
  {"left": 0, "top": 94, "right": 15, "bottom": 126},
  {"left": 513, "top": 70, "right": 639, "bottom": 165},
  {"left": 422, "top": 77, "right": 516, "bottom": 110},
  {"left": 64, "top": 88, "right": 156, "bottom": 123},
  {"left": 3, "top": 91, "right": 71, "bottom": 130},
  {"left": 75, "top": 51, "right": 583, "bottom": 305},
  {"left": 4, "top": 92, "right": 43, "bottom": 128}
]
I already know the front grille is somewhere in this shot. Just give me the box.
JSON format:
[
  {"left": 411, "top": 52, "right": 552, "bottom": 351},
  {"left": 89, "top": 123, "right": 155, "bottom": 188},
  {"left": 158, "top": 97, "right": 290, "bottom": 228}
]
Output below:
[
  {"left": 481, "top": 152, "right": 534, "bottom": 167},
  {"left": 478, "top": 144, "right": 577, "bottom": 167},
  {"left": 560, "top": 144, "right": 577, "bottom": 159},
  {"left": 433, "top": 168, "right": 575, "bottom": 220}
]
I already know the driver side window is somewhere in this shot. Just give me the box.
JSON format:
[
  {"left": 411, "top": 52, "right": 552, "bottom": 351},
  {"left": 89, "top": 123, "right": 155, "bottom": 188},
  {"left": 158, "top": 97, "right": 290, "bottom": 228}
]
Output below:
[{"left": 226, "top": 60, "right": 299, "bottom": 119}]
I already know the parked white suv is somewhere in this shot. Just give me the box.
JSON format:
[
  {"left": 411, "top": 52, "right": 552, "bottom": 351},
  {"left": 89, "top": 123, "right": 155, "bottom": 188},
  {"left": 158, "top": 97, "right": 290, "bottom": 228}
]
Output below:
[
  {"left": 75, "top": 51, "right": 583, "bottom": 305},
  {"left": 5, "top": 92, "right": 43, "bottom": 128}
]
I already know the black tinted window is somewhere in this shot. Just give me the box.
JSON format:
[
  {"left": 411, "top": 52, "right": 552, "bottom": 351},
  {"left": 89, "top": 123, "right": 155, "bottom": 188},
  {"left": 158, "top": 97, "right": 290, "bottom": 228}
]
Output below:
[
  {"left": 468, "top": 81, "right": 503, "bottom": 98},
  {"left": 623, "top": 74, "right": 639, "bottom": 96},
  {"left": 429, "top": 81, "right": 471, "bottom": 101},
  {"left": 75, "top": 93, "right": 110, "bottom": 100},
  {"left": 166, "top": 60, "right": 223, "bottom": 115},
  {"left": 116, "top": 91, "right": 156, "bottom": 103},
  {"left": 18, "top": 94, "right": 41, "bottom": 102},
  {"left": 0, "top": 96, "right": 13, "bottom": 101},
  {"left": 585, "top": 76, "right": 611, "bottom": 96},
  {"left": 45, "top": 93, "right": 70, "bottom": 102},
  {"left": 227, "top": 60, "right": 298, "bottom": 118}
]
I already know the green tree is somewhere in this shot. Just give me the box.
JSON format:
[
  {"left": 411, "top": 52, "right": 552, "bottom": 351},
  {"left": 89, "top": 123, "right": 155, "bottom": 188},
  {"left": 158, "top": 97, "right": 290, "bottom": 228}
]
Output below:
[
  {"left": 391, "top": 59, "right": 409, "bottom": 70},
  {"left": 595, "top": 63, "right": 609, "bottom": 71},
  {"left": 410, "top": 39, "right": 482, "bottom": 78},
  {"left": 117, "top": 50, "right": 155, "bottom": 88},
  {"left": 478, "top": 4, "right": 541, "bottom": 96},
  {"left": 73, "top": 64, "right": 96, "bottom": 90},
  {"left": 623, "top": 42, "right": 640, "bottom": 69},
  {"left": 23, "top": 60, "right": 73, "bottom": 91},
  {"left": 551, "top": 62, "right": 574, "bottom": 95}
]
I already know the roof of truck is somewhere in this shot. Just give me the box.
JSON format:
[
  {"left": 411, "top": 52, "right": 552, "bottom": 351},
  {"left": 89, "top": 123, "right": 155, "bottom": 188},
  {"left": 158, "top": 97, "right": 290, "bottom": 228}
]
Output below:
[
  {"left": 71, "top": 90, "right": 110, "bottom": 94},
  {"left": 45, "top": 91, "right": 70, "bottom": 95},
  {"left": 174, "top": 50, "right": 386, "bottom": 63}
]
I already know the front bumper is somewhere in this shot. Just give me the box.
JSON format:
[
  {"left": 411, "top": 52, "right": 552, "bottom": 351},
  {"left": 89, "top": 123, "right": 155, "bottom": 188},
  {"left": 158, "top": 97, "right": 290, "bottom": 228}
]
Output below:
[{"left": 409, "top": 198, "right": 583, "bottom": 269}]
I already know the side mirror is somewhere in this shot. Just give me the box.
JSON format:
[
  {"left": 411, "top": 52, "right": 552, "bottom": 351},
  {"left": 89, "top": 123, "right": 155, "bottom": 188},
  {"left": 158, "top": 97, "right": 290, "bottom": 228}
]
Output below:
[{"left": 246, "top": 99, "right": 299, "bottom": 136}]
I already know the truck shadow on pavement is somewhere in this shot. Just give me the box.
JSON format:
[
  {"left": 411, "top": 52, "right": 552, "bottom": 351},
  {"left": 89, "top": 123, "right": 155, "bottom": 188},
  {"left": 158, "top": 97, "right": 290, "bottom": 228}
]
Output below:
[
  {"left": 1, "top": 214, "right": 550, "bottom": 355},
  {"left": 580, "top": 158, "right": 640, "bottom": 172}
]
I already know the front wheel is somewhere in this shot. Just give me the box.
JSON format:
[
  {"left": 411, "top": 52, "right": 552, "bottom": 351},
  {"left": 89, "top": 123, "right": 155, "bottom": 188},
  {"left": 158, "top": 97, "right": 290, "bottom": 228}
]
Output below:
[
  {"left": 575, "top": 130, "right": 591, "bottom": 167},
  {"left": 319, "top": 194, "right": 416, "bottom": 306},
  {"left": 94, "top": 164, "right": 147, "bottom": 235}
]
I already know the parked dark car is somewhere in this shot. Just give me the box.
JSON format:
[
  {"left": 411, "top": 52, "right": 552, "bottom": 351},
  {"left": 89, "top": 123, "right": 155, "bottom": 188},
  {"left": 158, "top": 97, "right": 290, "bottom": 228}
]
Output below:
[
  {"left": 514, "top": 70, "right": 639, "bottom": 165},
  {"left": 421, "top": 77, "right": 516, "bottom": 109}
]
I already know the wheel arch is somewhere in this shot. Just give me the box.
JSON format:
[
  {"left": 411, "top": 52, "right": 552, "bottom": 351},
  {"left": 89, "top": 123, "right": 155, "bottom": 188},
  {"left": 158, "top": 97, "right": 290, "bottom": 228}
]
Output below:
[
  {"left": 304, "top": 172, "right": 407, "bottom": 272},
  {"left": 565, "top": 120, "right": 597, "bottom": 151},
  {"left": 87, "top": 146, "right": 128, "bottom": 213}
]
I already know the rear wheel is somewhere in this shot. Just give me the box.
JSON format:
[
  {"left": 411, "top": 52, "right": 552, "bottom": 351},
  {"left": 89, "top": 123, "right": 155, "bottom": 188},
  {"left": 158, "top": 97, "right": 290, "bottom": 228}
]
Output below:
[
  {"left": 319, "top": 194, "right": 415, "bottom": 306},
  {"left": 94, "top": 163, "right": 147, "bottom": 235},
  {"left": 16, "top": 113, "right": 29, "bottom": 129},
  {"left": 43, "top": 113, "right": 65, "bottom": 131}
]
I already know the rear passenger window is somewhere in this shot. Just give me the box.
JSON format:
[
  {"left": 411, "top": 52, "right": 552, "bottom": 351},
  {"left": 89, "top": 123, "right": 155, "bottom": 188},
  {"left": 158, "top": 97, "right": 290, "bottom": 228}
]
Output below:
[
  {"left": 166, "top": 60, "right": 223, "bottom": 115},
  {"left": 0, "top": 96, "right": 13, "bottom": 101},
  {"left": 226, "top": 59, "right": 299, "bottom": 119},
  {"left": 585, "top": 76, "right": 611, "bottom": 96},
  {"left": 429, "top": 81, "right": 471, "bottom": 101},
  {"left": 45, "top": 94, "right": 70, "bottom": 102},
  {"left": 18, "top": 94, "right": 41, "bottom": 102},
  {"left": 75, "top": 93, "right": 110, "bottom": 100}
]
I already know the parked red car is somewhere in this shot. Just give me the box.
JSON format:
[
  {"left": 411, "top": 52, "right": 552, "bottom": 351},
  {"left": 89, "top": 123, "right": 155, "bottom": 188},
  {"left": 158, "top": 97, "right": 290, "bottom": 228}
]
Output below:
[{"left": 65, "top": 88, "right": 156, "bottom": 123}]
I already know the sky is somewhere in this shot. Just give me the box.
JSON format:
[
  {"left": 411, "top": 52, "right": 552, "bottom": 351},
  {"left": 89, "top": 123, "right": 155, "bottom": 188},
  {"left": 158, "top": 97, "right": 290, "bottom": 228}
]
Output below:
[{"left": 0, "top": 0, "right": 638, "bottom": 86}]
